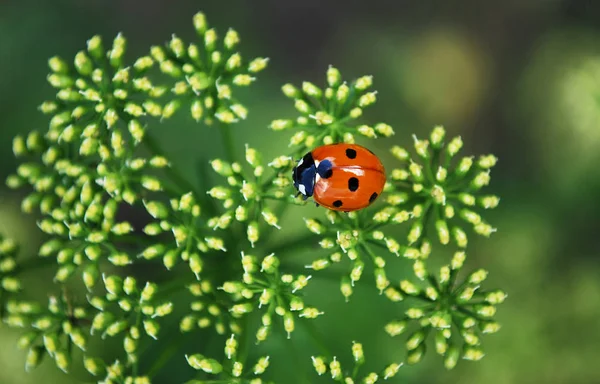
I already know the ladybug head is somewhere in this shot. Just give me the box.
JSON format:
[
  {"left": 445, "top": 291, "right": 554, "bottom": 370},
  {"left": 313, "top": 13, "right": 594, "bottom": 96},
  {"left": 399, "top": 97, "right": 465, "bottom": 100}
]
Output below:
[
  {"left": 292, "top": 152, "right": 334, "bottom": 200},
  {"left": 292, "top": 152, "right": 317, "bottom": 199}
]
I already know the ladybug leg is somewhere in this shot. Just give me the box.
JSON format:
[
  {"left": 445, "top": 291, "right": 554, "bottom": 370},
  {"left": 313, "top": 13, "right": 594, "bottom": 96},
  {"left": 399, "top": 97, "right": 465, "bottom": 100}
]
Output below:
[
  {"left": 315, "top": 202, "right": 320, "bottom": 207},
  {"left": 295, "top": 191, "right": 309, "bottom": 201}
]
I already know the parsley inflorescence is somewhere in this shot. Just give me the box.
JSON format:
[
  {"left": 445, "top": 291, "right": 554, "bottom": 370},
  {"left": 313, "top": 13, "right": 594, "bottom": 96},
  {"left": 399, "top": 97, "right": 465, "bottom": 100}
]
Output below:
[{"left": 2, "top": 10, "right": 505, "bottom": 384}]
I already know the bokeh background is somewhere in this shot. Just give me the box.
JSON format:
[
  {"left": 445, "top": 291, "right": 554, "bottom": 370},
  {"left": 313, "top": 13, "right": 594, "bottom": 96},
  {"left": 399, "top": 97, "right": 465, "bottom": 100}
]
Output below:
[{"left": 2, "top": 0, "right": 600, "bottom": 383}]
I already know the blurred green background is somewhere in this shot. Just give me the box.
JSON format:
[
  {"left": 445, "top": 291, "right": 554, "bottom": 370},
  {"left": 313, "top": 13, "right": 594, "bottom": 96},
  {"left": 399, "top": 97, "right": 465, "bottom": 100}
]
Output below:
[{"left": 2, "top": 0, "right": 600, "bottom": 383}]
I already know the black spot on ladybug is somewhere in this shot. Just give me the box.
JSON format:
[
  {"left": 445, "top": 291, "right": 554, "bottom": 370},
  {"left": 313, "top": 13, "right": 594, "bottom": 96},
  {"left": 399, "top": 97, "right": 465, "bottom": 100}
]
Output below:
[
  {"left": 323, "top": 169, "right": 333, "bottom": 178},
  {"left": 333, "top": 200, "right": 343, "bottom": 208},
  {"left": 345, "top": 148, "right": 357, "bottom": 159},
  {"left": 348, "top": 177, "right": 359, "bottom": 192},
  {"left": 369, "top": 192, "right": 378, "bottom": 203}
]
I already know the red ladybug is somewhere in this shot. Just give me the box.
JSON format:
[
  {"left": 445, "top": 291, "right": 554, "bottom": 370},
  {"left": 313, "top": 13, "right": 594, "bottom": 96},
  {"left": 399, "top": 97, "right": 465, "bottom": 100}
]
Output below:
[{"left": 292, "top": 143, "right": 386, "bottom": 212}]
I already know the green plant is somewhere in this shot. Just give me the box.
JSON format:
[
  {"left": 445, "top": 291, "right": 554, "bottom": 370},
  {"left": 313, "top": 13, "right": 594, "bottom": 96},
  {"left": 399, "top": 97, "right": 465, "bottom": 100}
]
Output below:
[{"left": 2, "top": 11, "right": 505, "bottom": 383}]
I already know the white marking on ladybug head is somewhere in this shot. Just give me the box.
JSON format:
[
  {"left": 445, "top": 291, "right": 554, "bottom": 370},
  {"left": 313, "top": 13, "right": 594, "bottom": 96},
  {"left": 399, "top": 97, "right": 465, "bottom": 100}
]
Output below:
[
  {"left": 314, "top": 160, "right": 320, "bottom": 168},
  {"left": 315, "top": 174, "right": 321, "bottom": 183},
  {"left": 298, "top": 184, "right": 306, "bottom": 195},
  {"left": 297, "top": 158, "right": 304, "bottom": 167}
]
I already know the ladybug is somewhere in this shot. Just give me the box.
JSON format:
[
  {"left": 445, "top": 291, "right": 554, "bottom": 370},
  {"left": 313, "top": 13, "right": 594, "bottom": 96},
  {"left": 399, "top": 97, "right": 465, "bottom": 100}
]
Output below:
[{"left": 292, "top": 143, "right": 386, "bottom": 212}]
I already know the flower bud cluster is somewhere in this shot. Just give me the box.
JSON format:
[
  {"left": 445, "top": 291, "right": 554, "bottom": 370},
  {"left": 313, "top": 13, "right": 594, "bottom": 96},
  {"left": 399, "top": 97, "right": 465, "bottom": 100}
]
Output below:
[
  {"left": 186, "top": 334, "right": 271, "bottom": 382},
  {"left": 140, "top": 192, "right": 226, "bottom": 279},
  {"left": 384, "top": 251, "right": 506, "bottom": 369},
  {"left": 384, "top": 125, "right": 499, "bottom": 248},
  {"left": 9, "top": 126, "right": 166, "bottom": 286},
  {"left": 207, "top": 145, "right": 292, "bottom": 248},
  {"left": 3, "top": 292, "right": 90, "bottom": 374},
  {"left": 151, "top": 12, "right": 268, "bottom": 125},
  {"left": 87, "top": 274, "right": 173, "bottom": 368},
  {"left": 7, "top": 33, "right": 179, "bottom": 287},
  {"left": 303, "top": 210, "right": 403, "bottom": 300},
  {"left": 270, "top": 66, "right": 394, "bottom": 156},
  {"left": 180, "top": 280, "right": 240, "bottom": 336},
  {"left": 220, "top": 252, "right": 323, "bottom": 343}
]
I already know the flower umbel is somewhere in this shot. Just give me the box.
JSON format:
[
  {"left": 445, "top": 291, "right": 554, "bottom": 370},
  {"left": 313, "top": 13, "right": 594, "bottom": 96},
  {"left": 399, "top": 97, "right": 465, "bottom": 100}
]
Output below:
[
  {"left": 151, "top": 12, "right": 268, "bottom": 125},
  {"left": 186, "top": 334, "right": 271, "bottom": 382},
  {"left": 84, "top": 274, "right": 173, "bottom": 379},
  {"left": 180, "top": 280, "right": 241, "bottom": 336},
  {"left": 385, "top": 125, "right": 499, "bottom": 248},
  {"left": 140, "top": 191, "right": 227, "bottom": 279},
  {"left": 208, "top": 145, "right": 292, "bottom": 247},
  {"left": 221, "top": 252, "right": 322, "bottom": 342},
  {"left": 4, "top": 291, "right": 90, "bottom": 373},
  {"left": 303, "top": 210, "right": 405, "bottom": 301},
  {"left": 384, "top": 251, "right": 506, "bottom": 368},
  {"left": 270, "top": 66, "right": 394, "bottom": 156}
]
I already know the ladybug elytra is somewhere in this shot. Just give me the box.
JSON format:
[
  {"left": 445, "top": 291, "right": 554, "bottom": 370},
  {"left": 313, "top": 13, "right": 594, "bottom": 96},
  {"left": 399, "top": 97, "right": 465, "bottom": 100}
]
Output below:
[{"left": 292, "top": 143, "right": 386, "bottom": 212}]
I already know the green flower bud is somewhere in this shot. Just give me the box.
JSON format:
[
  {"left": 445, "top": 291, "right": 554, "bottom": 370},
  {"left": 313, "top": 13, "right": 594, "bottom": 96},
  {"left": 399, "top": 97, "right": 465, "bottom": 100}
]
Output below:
[
  {"left": 302, "top": 81, "right": 322, "bottom": 97},
  {"left": 329, "top": 357, "right": 342, "bottom": 379},
  {"left": 189, "top": 253, "right": 203, "bottom": 279},
  {"left": 310, "top": 356, "right": 327, "bottom": 376},
  {"left": 468, "top": 268, "right": 488, "bottom": 284},
  {"left": 54, "top": 265, "right": 75, "bottom": 283},
  {"left": 247, "top": 221, "right": 259, "bottom": 247},
  {"left": 103, "top": 274, "right": 123, "bottom": 296},
  {"left": 355, "top": 75, "right": 373, "bottom": 90},
  {"left": 436, "top": 220, "right": 450, "bottom": 245},
  {"left": 444, "top": 345, "right": 460, "bottom": 369},
  {"left": 447, "top": 136, "right": 463, "bottom": 157},
  {"left": 430, "top": 125, "right": 445, "bottom": 148},
  {"left": 105, "top": 320, "right": 129, "bottom": 337},
  {"left": 249, "top": 57, "right": 269, "bottom": 73},
  {"left": 83, "top": 264, "right": 99, "bottom": 290},
  {"left": 463, "top": 347, "right": 485, "bottom": 361},
  {"left": 407, "top": 343, "right": 425, "bottom": 364},
  {"left": 481, "top": 321, "right": 501, "bottom": 334},
  {"left": 456, "top": 156, "right": 473, "bottom": 175},
  {"left": 383, "top": 363, "right": 403, "bottom": 380},
  {"left": 358, "top": 91, "right": 377, "bottom": 107},
  {"left": 400, "top": 280, "right": 419, "bottom": 295},
  {"left": 485, "top": 290, "right": 507, "bottom": 304},
  {"left": 83, "top": 356, "right": 105, "bottom": 376},
  {"left": 143, "top": 319, "right": 160, "bottom": 339},
  {"left": 25, "top": 346, "right": 44, "bottom": 372},
  {"left": 254, "top": 356, "right": 270, "bottom": 375},
  {"left": 407, "top": 221, "right": 423, "bottom": 244}
]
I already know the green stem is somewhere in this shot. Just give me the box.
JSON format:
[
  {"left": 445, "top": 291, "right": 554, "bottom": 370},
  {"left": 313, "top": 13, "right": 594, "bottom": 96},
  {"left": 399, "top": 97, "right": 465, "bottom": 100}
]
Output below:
[
  {"left": 146, "top": 331, "right": 191, "bottom": 378},
  {"left": 302, "top": 319, "right": 333, "bottom": 360},
  {"left": 235, "top": 313, "right": 252, "bottom": 367},
  {"left": 144, "top": 132, "right": 199, "bottom": 195},
  {"left": 218, "top": 123, "right": 237, "bottom": 164},
  {"left": 15, "top": 255, "right": 56, "bottom": 275},
  {"left": 131, "top": 309, "right": 143, "bottom": 377},
  {"left": 264, "top": 233, "right": 320, "bottom": 257}
]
